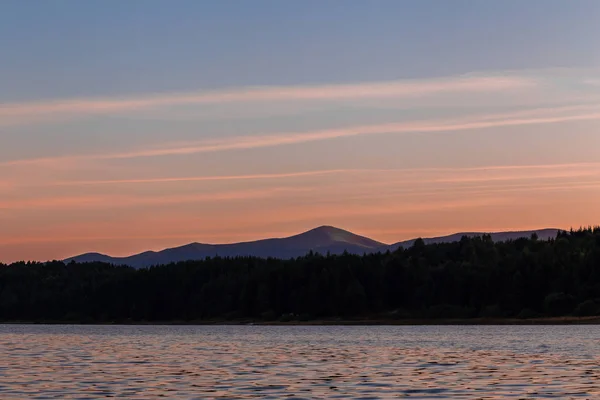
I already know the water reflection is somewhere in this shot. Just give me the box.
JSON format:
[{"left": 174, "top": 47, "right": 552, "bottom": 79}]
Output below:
[{"left": 0, "top": 325, "right": 598, "bottom": 398}]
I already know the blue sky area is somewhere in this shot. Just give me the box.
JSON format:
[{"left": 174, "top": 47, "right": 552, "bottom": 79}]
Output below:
[{"left": 1, "top": 0, "right": 599, "bottom": 101}]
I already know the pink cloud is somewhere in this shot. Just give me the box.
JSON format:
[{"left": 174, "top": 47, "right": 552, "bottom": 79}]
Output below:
[
  {"left": 50, "top": 169, "right": 352, "bottom": 186},
  {"left": 4, "top": 103, "right": 600, "bottom": 168},
  {"left": 0, "top": 186, "right": 311, "bottom": 211},
  {"left": 60, "top": 108, "right": 600, "bottom": 160},
  {"left": 0, "top": 75, "right": 534, "bottom": 124}
]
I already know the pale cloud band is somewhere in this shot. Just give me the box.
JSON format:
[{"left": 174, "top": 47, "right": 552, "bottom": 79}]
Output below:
[
  {"left": 4, "top": 166, "right": 599, "bottom": 211},
  {"left": 44, "top": 162, "right": 600, "bottom": 187},
  {"left": 4, "top": 68, "right": 600, "bottom": 127},
  {"left": 122, "top": 106, "right": 600, "bottom": 160},
  {"left": 3, "top": 102, "right": 599, "bottom": 167},
  {"left": 0, "top": 74, "right": 533, "bottom": 125}
]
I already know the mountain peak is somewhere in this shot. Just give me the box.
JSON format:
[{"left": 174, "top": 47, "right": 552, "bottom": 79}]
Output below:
[
  {"left": 293, "top": 225, "right": 384, "bottom": 249},
  {"left": 305, "top": 225, "right": 350, "bottom": 236},
  {"left": 313, "top": 225, "right": 340, "bottom": 231}
]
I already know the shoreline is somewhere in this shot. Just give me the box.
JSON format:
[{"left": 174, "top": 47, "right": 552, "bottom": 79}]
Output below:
[{"left": 3, "top": 316, "right": 600, "bottom": 326}]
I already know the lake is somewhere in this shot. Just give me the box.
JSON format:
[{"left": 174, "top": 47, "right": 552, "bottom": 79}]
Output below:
[{"left": 0, "top": 325, "right": 598, "bottom": 398}]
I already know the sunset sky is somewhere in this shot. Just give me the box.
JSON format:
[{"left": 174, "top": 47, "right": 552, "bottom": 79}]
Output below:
[{"left": 1, "top": 0, "right": 600, "bottom": 263}]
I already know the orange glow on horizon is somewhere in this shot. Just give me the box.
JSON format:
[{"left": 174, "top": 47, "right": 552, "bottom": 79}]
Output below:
[{"left": 2, "top": 70, "right": 599, "bottom": 263}]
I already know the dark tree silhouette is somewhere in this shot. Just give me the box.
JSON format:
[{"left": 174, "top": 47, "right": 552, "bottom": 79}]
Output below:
[{"left": 1, "top": 227, "right": 600, "bottom": 322}]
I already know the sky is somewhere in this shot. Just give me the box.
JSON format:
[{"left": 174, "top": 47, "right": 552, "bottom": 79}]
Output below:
[{"left": 1, "top": 0, "right": 600, "bottom": 263}]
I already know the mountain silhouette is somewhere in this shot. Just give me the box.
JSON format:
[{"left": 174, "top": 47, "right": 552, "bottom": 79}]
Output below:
[
  {"left": 383, "top": 228, "right": 560, "bottom": 251},
  {"left": 65, "top": 226, "right": 559, "bottom": 268}
]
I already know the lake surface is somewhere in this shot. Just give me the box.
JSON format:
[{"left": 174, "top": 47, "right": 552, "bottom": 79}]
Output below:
[{"left": 0, "top": 325, "right": 599, "bottom": 398}]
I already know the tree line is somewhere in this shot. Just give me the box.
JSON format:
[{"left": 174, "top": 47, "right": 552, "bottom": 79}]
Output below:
[{"left": 1, "top": 227, "right": 600, "bottom": 322}]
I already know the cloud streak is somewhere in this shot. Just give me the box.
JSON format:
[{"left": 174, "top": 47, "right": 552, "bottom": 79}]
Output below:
[
  {"left": 122, "top": 111, "right": 600, "bottom": 159},
  {"left": 49, "top": 169, "right": 352, "bottom": 186},
  {"left": 4, "top": 103, "right": 599, "bottom": 167},
  {"left": 7, "top": 164, "right": 600, "bottom": 211},
  {"left": 0, "top": 75, "right": 533, "bottom": 125},
  {"left": 37, "top": 162, "right": 600, "bottom": 187},
  {"left": 0, "top": 187, "right": 311, "bottom": 211}
]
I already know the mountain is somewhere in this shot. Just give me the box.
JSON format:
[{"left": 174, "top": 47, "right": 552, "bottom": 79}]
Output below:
[
  {"left": 384, "top": 228, "right": 560, "bottom": 251},
  {"left": 65, "top": 226, "right": 385, "bottom": 268},
  {"left": 65, "top": 226, "right": 560, "bottom": 268}
]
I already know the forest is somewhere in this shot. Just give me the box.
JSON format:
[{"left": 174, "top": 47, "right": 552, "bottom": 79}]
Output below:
[{"left": 1, "top": 227, "right": 600, "bottom": 323}]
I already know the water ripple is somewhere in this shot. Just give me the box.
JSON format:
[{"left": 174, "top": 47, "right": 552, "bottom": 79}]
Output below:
[{"left": 0, "top": 325, "right": 599, "bottom": 398}]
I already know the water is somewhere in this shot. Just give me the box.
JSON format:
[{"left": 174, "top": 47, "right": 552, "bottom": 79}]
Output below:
[{"left": 0, "top": 325, "right": 599, "bottom": 398}]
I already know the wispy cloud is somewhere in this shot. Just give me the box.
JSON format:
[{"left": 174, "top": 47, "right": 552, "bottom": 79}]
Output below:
[
  {"left": 49, "top": 169, "right": 351, "bottom": 186},
  {"left": 120, "top": 108, "right": 600, "bottom": 159},
  {"left": 0, "top": 75, "right": 533, "bottom": 125},
  {"left": 8, "top": 163, "right": 600, "bottom": 213},
  {"left": 38, "top": 162, "right": 600, "bottom": 187},
  {"left": 4, "top": 103, "right": 599, "bottom": 167},
  {"left": 344, "top": 180, "right": 600, "bottom": 202},
  {"left": 0, "top": 187, "right": 310, "bottom": 211},
  {"left": 0, "top": 187, "right": 311, "bottom": 210}
]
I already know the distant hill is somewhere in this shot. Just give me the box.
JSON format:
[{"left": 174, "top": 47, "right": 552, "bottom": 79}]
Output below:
[
  {"left": 65, "top": 226, "right": 384, "bottom": 268},
  {"left": 384, "top": 228, "right": 560, "bottom": 252},
  {"left": 65, "top": 226, "right": 560, "bottom": 268}
]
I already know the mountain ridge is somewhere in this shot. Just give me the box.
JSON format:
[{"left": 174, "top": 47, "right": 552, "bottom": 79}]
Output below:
[
  {"left": 65, "top": 225, "right": 560, "bottom": 268},
  {"left": 385, "top": 228, "right": 560, "bottom": 251}
]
